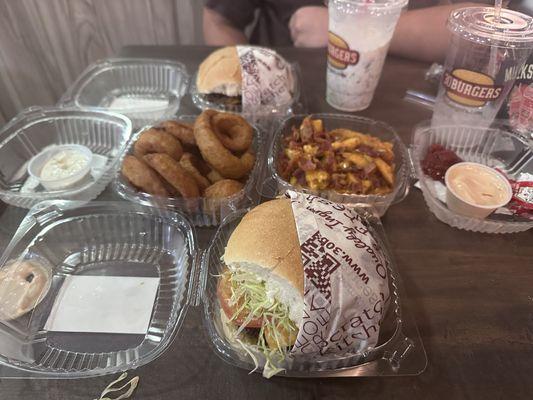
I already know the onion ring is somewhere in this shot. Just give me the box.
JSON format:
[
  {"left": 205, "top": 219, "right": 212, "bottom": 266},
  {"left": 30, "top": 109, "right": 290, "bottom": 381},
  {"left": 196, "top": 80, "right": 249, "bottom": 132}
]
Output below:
[
  {"left": 144, "top": 153, "right": 200, "bottom": 198},
  {"left": 194, "top": 110, "right": 255, "bottom": 179},
  {"left": 159, "top": 120, "right": 196, "bottom": 147},
  {"left": 204, "top": 179, "right": 244, "bottom": 199},
  {"left": 134, "top": 128, "right": 183, "bottom": 160},
  {"left": 122, "top": 155, "right": 169, "bottom": 197},
  {"left": 212, "top": 113, "right": 253, "bottom": 152},
  {"left": 207, "top": 169, "right": 224, "bottom": 183},
  {"left": 179, "top": 153, "right": 211, "bottom": 192}
]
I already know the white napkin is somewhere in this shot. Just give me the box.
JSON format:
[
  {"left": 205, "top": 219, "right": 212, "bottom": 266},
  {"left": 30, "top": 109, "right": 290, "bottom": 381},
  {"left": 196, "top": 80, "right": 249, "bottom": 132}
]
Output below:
[{"left": 45, "top": 276, "right": 159, "bottom": 334}]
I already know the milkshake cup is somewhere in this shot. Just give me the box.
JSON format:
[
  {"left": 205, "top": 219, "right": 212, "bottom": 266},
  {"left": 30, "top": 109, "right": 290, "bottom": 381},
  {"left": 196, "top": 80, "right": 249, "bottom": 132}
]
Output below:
[
  {"left": 432, "top": 7, "right": 533, "bottom": 128},
  {"left": 326, "top": 0, "right": 408, "bottom": 112}
]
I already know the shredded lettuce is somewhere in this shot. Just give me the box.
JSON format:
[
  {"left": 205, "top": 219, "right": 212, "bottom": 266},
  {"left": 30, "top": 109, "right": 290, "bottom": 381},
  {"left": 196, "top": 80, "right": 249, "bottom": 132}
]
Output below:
[{"left": 224, "top": 269, "right": 298, "bottom": 378}]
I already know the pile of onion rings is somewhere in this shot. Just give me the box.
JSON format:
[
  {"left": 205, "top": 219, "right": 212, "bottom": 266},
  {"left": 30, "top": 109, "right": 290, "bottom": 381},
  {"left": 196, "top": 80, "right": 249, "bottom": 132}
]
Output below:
[{"left": 121, "top": 110, "right": 255, "bottom": 200}]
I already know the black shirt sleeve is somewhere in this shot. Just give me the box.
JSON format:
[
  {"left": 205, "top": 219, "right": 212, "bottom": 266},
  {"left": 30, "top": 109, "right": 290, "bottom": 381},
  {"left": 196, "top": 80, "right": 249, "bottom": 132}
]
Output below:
[{"left": 204, "top": 0, "right": 259, "bottom": 30}]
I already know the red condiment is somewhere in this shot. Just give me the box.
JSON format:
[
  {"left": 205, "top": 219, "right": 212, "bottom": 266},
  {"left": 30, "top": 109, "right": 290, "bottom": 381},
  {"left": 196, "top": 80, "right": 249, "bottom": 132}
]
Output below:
[{"left": 421, "top": 144, "right": 462, "bottom": 181}]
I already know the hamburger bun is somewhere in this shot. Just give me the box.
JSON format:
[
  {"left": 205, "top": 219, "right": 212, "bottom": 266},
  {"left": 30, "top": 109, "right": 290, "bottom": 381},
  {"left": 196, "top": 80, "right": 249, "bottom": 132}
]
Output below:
[
  {"left": 223, "top": 198, "right": 304, "bottom": 326},
  {"left": 197, "top": 46, "right": 242, "bottom": 97}
]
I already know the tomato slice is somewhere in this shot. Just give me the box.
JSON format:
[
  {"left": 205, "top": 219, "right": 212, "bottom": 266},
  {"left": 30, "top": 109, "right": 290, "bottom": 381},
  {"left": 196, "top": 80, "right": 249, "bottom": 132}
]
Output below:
[{"left": 217, "top": 272, "right": 263, "bottom": 329}]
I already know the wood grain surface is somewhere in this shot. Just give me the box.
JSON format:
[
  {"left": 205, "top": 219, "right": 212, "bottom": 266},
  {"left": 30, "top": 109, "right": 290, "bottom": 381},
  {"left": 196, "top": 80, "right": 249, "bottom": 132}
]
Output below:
[
  {"left": 0, "top": 0, "right": 203, "bottom": 123},
  {"left": 0, "top": 46, "right": 532, "bottom": 400}
]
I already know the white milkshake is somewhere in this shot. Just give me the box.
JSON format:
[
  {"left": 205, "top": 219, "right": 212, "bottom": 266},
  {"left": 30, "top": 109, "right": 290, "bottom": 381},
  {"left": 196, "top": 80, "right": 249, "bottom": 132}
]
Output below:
[{"left": 326, "top": 0, "right": 407, "bottom": 112}]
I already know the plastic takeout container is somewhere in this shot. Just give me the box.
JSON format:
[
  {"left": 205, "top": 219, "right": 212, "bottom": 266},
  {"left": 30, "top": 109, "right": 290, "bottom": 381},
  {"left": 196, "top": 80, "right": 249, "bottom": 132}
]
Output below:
[
  {"left": 27, "top": 144, "right": 93, "bottom": 191},
  {"left": 0, "top": 107, "right": 132, "bottom": 209},
  {"left": 0, "top": 200, "right": 426, "bottom": 378},
  {"left": 0, "top": 201, "right": 199, "bottom": 378},
  {"left": 412, "top": 122, "right": 533, "bottom": 233},
  {"left": 114, "top": 115, "right": 262, "bottom": 226},
  {"left": 60, "top": 58, "right": 189, "bottom": 128},
  {"left": 260, "top": 114, "right": 412, "bottom": 216},
  {"left": 190, "top": 63, "right": 304, "bottom": 125},
  {"left": 202, "top": 205, "right": 426, "bottom": 377}
]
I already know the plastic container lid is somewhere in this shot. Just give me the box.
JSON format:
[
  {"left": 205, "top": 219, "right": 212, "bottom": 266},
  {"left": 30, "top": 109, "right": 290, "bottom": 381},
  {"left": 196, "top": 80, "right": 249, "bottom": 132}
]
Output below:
[
  {"left": 448, "top": 7, "right": 533, "bottom": 48},
  {"left": 59, "top": 58, "right": 189, "bottom": 128},
  {"left": 0, "top": 107, "right": 132, "bottom": 209},
  {"left": 0, "top": 201, "right": 199, "bottom": 378},
  {"left": 328, "top": 0, "right": 409, "bottom": 14}
]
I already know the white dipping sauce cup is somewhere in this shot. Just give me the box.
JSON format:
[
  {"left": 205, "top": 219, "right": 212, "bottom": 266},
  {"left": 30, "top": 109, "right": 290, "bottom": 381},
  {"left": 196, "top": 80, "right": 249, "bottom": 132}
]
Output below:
[
  {"left": 444, "top": 162, "right": 513, "bottom": 219},
  {"left": 27, "top": 144, "right": 93, "bottom": 191}
]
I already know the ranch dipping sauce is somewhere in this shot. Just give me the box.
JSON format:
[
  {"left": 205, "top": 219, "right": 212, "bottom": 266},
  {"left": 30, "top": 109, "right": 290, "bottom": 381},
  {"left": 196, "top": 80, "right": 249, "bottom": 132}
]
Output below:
[{"left": 40, "top": 149, "right": 89, "bottom": 181}]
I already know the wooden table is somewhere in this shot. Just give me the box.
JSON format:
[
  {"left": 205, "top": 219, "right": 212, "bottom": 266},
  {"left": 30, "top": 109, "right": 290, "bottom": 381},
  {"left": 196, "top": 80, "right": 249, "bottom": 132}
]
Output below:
[{"left": 1, "top": 46, "right": 532, "bottom": 400}]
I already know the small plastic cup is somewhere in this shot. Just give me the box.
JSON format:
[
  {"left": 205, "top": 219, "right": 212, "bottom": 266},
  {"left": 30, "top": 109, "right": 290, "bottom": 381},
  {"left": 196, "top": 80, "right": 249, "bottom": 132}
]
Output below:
[
  {"left": 28, "top": 144, "right": 93, "bottom": 191},
  {"left": 444, "top": 162, "right": 513, "bottom": 219}
]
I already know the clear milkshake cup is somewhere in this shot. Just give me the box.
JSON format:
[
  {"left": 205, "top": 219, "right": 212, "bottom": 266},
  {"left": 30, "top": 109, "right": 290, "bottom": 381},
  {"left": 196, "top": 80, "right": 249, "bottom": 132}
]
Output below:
[
  {"left": 326, "top": 0, "right": 408, "bottom": 112},
  {"left": 432, "top": 7, "right": 533, "bottom": 128}
]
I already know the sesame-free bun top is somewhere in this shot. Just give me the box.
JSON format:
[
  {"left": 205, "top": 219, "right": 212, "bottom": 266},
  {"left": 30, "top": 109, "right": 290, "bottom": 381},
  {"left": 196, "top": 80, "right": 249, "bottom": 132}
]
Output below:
[
  {"left": 197, "top": 46, "right": 242, "bottom": 97},
  {"left": 223, "top": 198, "right": 304, "bottom": 325}
]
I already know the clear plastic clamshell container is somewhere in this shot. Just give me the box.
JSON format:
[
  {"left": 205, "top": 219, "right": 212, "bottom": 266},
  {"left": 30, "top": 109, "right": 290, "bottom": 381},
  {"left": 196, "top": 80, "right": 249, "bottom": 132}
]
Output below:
[
  {"left": 0, "top": 201, "right": 200, "bottom": 378},
  {"left": 190, "top": 64, "right": 304, "bottom": 123},
  {"left": 0, "top": 200, "right": 426, "bottom": 379},
  {"left": 412, "top": 123, "right": 533, "bottom": 233},
  {"left": 59, "top": 58, "right": 189, "bottom": 128},
  {"left": 0, "top": 107, "right": 132, "bottom": 209},
  {"left": 114, "top": 116, "right": 262, "bottom": 227},
  {"left": 203, "top": 206, "right": 427, "bottom": 377},
  {"left": 260, "top": 114, "right": 412, "bottom": 216}
]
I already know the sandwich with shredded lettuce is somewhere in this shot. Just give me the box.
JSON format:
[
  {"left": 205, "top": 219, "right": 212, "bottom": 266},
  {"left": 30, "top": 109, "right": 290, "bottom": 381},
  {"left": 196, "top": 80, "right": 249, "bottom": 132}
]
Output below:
[{"left": 217, "top": 199, "right": 304, "bottom": 378}]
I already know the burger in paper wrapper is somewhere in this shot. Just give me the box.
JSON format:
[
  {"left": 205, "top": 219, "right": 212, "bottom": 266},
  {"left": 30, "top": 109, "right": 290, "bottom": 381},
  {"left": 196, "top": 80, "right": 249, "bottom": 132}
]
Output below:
[
  {"left": 196, "top": 46, "right": 295, "bottom": 114},
  {"left": 218, "top": 191, "right": 391, "bottom": 378}
]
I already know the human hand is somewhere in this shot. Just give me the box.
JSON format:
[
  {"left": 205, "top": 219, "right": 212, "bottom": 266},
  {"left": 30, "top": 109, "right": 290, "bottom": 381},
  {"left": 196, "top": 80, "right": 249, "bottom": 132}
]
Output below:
[{"left": 289, "top": 6, "right": 328, "bottom": 48}]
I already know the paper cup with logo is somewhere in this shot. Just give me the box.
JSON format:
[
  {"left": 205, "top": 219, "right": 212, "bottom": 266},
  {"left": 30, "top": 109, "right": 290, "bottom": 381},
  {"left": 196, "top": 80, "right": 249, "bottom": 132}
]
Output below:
[
  {"left": 326, "top": 0, "right": 408, "bottom": 112},
  {"left": 432, "top": 7, "right": 533, "bottom": 129}
]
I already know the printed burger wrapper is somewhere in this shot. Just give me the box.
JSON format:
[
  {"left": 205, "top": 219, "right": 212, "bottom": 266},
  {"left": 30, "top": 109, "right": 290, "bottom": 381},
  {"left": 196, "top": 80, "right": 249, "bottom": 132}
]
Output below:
[
  {"left": 236, "top": 46, "right": 295, "bottom": 114},
  {"left": 287, "top": 191, "right": 391, "bottom": 358}
]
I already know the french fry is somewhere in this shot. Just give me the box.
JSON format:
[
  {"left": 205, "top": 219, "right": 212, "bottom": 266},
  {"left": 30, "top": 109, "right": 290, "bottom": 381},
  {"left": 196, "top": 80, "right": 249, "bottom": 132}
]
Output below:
[
  {"left": 311, "top": 119, "right": 323, "bottom": 133},
  {"left": 374, "top": 157, "right": 394, "bottom": 185},
  {"left": 342, "top": 152, "right": 372, "bottom": 169}
]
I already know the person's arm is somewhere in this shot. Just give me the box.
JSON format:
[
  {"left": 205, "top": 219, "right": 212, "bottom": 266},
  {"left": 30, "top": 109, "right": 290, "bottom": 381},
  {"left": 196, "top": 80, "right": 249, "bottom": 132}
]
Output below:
[
  {"left": 289, "top": 6, "right": 328, "bottom": 48},
  {"left": 203, "top": 6, "right": 248, "bottom": 45},
  {"left": 389, "top": 3, "right": 481, "bottom": 63},
  {"left": 288, "top": 3, "right": 484, "bottom": 62}
]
